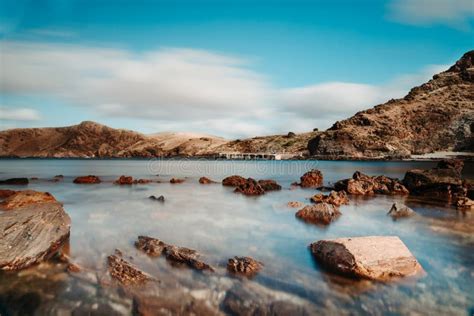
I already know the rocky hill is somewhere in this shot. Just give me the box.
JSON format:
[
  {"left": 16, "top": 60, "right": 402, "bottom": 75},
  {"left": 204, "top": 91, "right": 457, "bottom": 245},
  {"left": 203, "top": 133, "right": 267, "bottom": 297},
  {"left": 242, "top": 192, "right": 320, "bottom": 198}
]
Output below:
[{"left": 307, "top": 51, "right": 474, "bottom": 159}]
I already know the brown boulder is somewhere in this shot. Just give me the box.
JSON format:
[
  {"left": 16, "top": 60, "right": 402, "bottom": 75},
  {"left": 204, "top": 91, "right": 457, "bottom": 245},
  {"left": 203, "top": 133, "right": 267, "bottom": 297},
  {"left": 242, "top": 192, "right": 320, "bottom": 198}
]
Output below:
[
  {"left": 0, "top": 190, "right": 57, "bottom": 209},
  {"left": 73, "top": 175, "right": 101, "bottom": 184},
  {"left": 107, "top": 254, "right": 154, "bottom": 286},
  {"left": 234, "top": 178, "right": 265, "bottom": 196},
  {"left": 335, "top": 171, "right": 408, "bottom": 195},
  {"left": 227, "top": 256, "right": 263, "bottom": 276},
  {"left": 295, "top": 203, "right": 341, "bottom": 225},
  {"left": 0, "top": 190, "right": 71, "bottom": 270},
  {"left": 310, "top": 190, "right": 349, "bottom": 207},
  {"left": 299, "top": 169, "right": 323, "bottom": 188},
  {"left": 115, "top": 175, "right": 134, "bottom": 185},
  {"left": 387, "top": 203, "right": 415, "bottom": 219},
  {"left": 311, "top": 236, "right": 423, "bottom": 281},
  {"left": 257, "top": 179, "right": 282, "bottom": 191},
  {"left": 222, "top": 175, "right": 247, "bottom": 187},
  {"left": 135, "top": 236, "right": 214, "bottom": 272},
  {"left": 199, "top": 177, "right": 216, "bottom": 184},
  {"left": 170, "top": 178, "right": 185, "bottom": 184},
  {"left": 0, "top": 189, "right": 16, "bottom": 199},
  {"left": 0, "top": 178, "right": 29, "bottom": 185},
  {"left": 403, "top": 159, "right": 466, "bottom": 201}
]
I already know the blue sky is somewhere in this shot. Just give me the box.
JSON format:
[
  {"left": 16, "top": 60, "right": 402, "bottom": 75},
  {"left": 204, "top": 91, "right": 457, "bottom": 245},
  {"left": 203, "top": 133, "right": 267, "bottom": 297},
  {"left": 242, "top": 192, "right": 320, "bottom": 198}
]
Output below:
[{"left": 1, "top": 0, "right": 473, "bottom": 137}]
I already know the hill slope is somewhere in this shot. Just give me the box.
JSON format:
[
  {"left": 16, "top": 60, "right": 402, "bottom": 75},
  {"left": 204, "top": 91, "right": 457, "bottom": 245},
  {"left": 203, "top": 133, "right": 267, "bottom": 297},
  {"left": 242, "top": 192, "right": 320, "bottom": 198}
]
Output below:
[{"left": 308, "top": 51, "right": 474, "bottom": 159}]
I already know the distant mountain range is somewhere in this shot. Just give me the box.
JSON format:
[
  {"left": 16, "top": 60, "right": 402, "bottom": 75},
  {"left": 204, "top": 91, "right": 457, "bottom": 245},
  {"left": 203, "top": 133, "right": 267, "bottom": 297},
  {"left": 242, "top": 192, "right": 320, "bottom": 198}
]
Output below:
[{"left": 1, "top": 51, "right": 473, "bottom": 159}]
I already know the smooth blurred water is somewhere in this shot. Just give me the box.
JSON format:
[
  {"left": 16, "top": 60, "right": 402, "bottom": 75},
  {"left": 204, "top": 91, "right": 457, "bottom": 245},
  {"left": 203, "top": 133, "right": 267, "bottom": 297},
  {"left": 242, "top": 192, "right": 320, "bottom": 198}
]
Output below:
[{"left": 0, "top": 159, "right": 473, "bottom": 315}]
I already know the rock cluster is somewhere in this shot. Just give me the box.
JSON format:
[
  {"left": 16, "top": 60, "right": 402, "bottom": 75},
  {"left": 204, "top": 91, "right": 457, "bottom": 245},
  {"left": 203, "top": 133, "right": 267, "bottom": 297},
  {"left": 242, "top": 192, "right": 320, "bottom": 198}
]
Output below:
[
  {"left": 234, "top": 178, "right": 265, "bottom": 196},
  {"left": 222, "top": 175, "right": 247, "bottom": 187},
  {"left": 310, "top": 190, "right": 349, "bottom": 206},
  {"left": 0, "top": 190, "right": 71, "bottom": 270},
  {"left": 297, "top": 169, "right": 323, "bottom": 188},
  {"left": 311, "top": 236, "right": 424, "bottom": 281},
  {"left": 135, "top": 236, "right": 214, "bottom": 272},
  {"left": 257, "top": 179, "right": 282, "bottom": 191},
  {"left": 73, "top": 175, "right": 101, "bottom": 184},
  {"left": 227, "top": 256, "right": 263, "bottom": 276},
  {"left": 223, "top": 175, "right": 282, "bottom": 196},
  {"left": 107, "top": 254, "right": 154, "bottom": 286},
  {"left": 335, "top": 171, "right": 408, "bottom": 195},
  {"left": 115, "top": 175, "right": 154, "bottom": 185}
]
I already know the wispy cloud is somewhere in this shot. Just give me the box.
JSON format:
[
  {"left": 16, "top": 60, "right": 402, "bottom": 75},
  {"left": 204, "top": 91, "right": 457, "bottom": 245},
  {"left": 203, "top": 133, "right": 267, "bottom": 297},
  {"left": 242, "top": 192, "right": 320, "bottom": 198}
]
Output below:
[
  {"left": 0, "top": 41, "right": 450, "bottom": 137},
  {"left": 387, "top": 0, "right": 474, "bottom": 29},
  {"left": 0, "top": 107, "right": 41, "bottom": 121},
  {"left": 28, "top": 28, "right": 76, "bottom": 38}
]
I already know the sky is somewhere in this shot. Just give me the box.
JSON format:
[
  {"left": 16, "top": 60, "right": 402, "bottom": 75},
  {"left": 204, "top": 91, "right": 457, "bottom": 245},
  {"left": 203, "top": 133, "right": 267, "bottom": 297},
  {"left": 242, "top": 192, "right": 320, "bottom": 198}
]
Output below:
[{"left": 0, "top": 0, "right": 473, "bottom": 138}]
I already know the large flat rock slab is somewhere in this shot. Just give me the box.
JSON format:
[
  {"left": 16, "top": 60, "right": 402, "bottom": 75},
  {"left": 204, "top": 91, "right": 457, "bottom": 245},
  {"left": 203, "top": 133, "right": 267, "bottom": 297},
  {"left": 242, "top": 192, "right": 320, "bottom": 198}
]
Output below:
[
  {"left": 0, "top": 191, "right": 71, "bottom": 270},
  {"left": 310, "top": 236, "right": 423, "bottom": 281}
]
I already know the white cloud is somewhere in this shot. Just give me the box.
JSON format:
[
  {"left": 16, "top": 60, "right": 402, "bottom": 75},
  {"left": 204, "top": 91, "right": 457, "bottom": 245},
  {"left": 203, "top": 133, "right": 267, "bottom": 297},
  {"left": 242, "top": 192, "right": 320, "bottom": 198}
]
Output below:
[
  {"left": 0, "top": 41, "right": 450, "bottom": 137},
  {"left": 388, "top": 0, "right": 474, "bottom": 29},
  {"left": 0, "top": 107, "right": 41, "bottom": 121}
]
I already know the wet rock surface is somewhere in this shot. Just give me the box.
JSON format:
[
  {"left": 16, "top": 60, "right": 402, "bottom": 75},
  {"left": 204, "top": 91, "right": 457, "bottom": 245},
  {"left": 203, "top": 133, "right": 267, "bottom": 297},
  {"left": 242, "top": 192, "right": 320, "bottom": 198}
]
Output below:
[
  {"left": 335, "top": 171, "right": 409, "bottom": 195},
  {"left": 311, "top": 236, "right": 424, "bottom": 281},
  {"left": 403, "top": 159, "right": 467, "bottom": 201},
  {"left": 0, "top": 178, "right": 29, "bottom": 185},
  {"left": 135, "top": 236, "right": 214, "bottom": 272},
  {"left": 199, "top": 176, "right": 216, "bottom": 184},
  {"left": 388, "top": 203, "right": 415, "bottom": 219},
  {"left": 298, "top": 169, "right": 323, "bottom": 188},
  {"left": 227, "top": 256, "right": 263, "bottom": 276},
  {"left": 257, "top": 179, "right": 282, "bottom": 191},
  {"left": 73, "top": 175, "right": 101, "bottom": 184},
  {"left": 107, "top": 254, "right": 154, "bottom": 286},
  {"left": 0, "top": 190, "right": 71, "bottom": 270},
  {"left": 295, "top": 203, "right": 341, "bottom": 225},
  {"left": 222, "top": 175, "right": 247, "bottom": 187},
  {"left": 234, "top": 178, "right": 265, "bottom": 196},
  {"left": 310, "top": 190, "right": 349, "bottom": 206}
]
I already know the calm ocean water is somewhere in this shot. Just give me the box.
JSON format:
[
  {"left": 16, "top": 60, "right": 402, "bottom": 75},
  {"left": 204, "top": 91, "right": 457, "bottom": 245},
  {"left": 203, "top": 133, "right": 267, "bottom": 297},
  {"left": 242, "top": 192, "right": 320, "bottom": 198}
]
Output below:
[{"left": 0, "top": 159, "right": 473, "bottom": 315}]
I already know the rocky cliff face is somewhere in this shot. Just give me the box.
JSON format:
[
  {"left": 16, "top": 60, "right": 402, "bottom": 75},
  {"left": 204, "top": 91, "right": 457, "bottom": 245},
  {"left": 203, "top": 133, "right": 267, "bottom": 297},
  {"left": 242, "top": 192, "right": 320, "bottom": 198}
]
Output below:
[{"left": 308, "top": 51, "right": 474, "bottom": 159}]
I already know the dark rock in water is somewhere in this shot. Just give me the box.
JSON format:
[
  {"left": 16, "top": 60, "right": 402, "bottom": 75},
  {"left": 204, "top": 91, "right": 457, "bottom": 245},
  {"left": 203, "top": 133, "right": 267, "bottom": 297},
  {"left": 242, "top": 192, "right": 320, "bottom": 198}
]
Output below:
[
  {"left": 335, "top": 171, "right": 408, "bottom": 195},
  {"left": 0, "top": 190, "right": 71, "bottom": 270},
  {"left": 199, "top": 176, "right": 216, "bottom": 184},
  {"left": 222, "top": 175, "right": 247, "bottom": 187},
  {"left": 456, "top": 197, "right": 474, "bottom": 210},
  {"left": 1, "top": 190, "right": 57, "bottom": 209},
  {"left": 0, "top": 178, "right": 29, "bottom": 185},
  {"left": 115, "top": 175, "right": 134, "bottom": 185},
  {"left": 73, "top": 175, "right": 101, "bottom": 184},
  {"left": 227, "top": 256, "right": 263, "bottom": 276},
  {"left": 403, "top": 159, "right": 466, "bottom": 201},
  {"left": 296, "top": 203, "right": 341, "bottom": 225},
  {"left": 0, "top": 189, "right": 16, "bottom": 199},
  {"left": 134, "top": 179, "right": 153, "bottom": 184},
  {"left": 310, "top": 190, "right": 349, "bottom": 207},
  {"left": 258, "top": 179, "right": 282, "bottom": 191},
  {"left": 387, "top": 203, "right": 415, "bottom": 219},
  {"left": 149, "top": 195, "right": 165, "bottom": 202},
  {"left": 135, "top": 236, "right": 214, "bottom": 272},
  {"left": 298, "top": 169, "right": 323, "bottom": 188},
  {"left": 310, "top": 236, "right": 424, "bottom": 281},
  {"left": 107, "top": 254, "right": 154, "bottom": 286},
  {"left": 234, "top": 178, "right": 265, "bottom": 196},
  {"left": 170, "top": 178, "right": 185, "bottom": 184}
]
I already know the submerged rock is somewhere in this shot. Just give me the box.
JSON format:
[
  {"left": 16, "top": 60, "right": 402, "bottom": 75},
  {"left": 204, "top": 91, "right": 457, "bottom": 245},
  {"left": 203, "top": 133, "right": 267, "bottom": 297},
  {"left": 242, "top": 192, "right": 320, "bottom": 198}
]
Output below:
[
  {"left": 107, "top": 254, "right": 154, "bottom": 286},
  {"left": 170, "top": 178, "right": 185, "bottom": 184},
  {"left": 0, "top": 190, "right": 71, "bottom": 270},
  {"left": 310, "top": 190, "right": 349, "bottom": 207},
  {"left": 115, "top": 175, "right": 134, "bottom": 185},
  {"left": 199, "top": 177, "right": 216, "bottom": 184},
  {"left": 134, "top": 179, "right": 153, "bottom": 184},
  {"left": 222, "top": 175, "right": 247, "bottom": 187},
  {"left": 298, "top": 169, "right": 323, "bottom": 188},
  {"left": 295, "top": 203, "right": 341, "bottom": 225},
  {"left": 403, "top": 159, "right": 466, "bottom": 201},
  {"left": 287, "top": 201, "right": 304, "bottom": 208},
  {"left": 335, "top": 171, "right": 408, "bottom": 195},
  {"left": 227, "top": 256, "right": 263, "bottom": 276},
  {"left": 73, "top": 175, "right": 101, "bottom": 184},
  {"left": 387, "top": 203, "right": 415, "bottom": 219},
  {"left": 234, "top": 178, "right": 265, "bottom": 196},
  {"left": 0, "top": 178, "right": 29, "bottom": 185},
  {"left": 311, "top": 236, "right": 423, "bottom": 281},
  {"left": 148, "top": 195, "right": 165, "bottom": 202},
  {"left": 257, "top": 179, "right": 282, "bottom": 191},
  {"left": 135, "top": 236, "right": 214, "bottom": 272}
]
